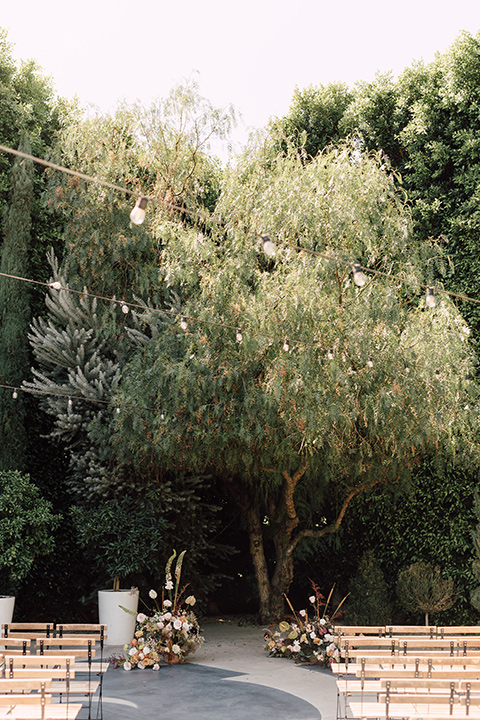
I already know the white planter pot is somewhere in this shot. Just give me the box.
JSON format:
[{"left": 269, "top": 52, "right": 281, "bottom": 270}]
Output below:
[
  {"left": 0, "top": 596, "right": 15, "bottom": 626},
  {"left": 98, "top": 589, "right": 139, "bottom": 645}
]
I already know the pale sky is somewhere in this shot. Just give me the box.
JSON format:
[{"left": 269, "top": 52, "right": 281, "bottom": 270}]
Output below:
[{"left": 2, "top": 1, "right": 480, "bottom": 155}]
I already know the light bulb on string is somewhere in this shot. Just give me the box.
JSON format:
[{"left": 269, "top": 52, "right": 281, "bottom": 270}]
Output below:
[
  {"left": 67, "top": 396, "right": 73, "bottom": 410},
  {"left": 236, "top": 328, "right": 243, "bottom": 344},
  {"left": 404, "top": 362, "right": 410, "bottom": 375},
  {"left": 352, "top": 264, "right": 367, "bottom": 287},
  {"left": 12, "top": 388, "right": 18, "bottom": 399},
  {"left": 130, "top": 196, "right": 148, "bottom": 225},
  {"left": 367, "top": 356, "right": 373, "bottom": 368},
  {"left": 261, "top": 234, "right": 276, "bottom": 258},
  {"left": 426, "top": 287, "right": 436, "bottom": 308},
  {"left": 160, "top": 410, "right": 165, "bottom": 421},
  {"left": 327, "top": 349, "right": 334, "bottom": 360},
  {"left": 283, "top": 338, "right": 290, "bottom": 352},
  {"left": 120, "top": 301, "right": 129, "bottom": 315},
  {"left": 116, "top": 405, "right": 121, "bottom": 414},
  {"left": 435, "top": 369, "right": 440, "bottom": 380},
  {"left": 180, "top": 316, "right": 188, "bottom": 331},
  {"left": 48, "top": 281, "right": 62, "bottom": 290}
]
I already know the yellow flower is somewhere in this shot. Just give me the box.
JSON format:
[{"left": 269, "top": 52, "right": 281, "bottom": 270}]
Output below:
[
  {"left": 279, "top": 621, "right": 290, "bottom": 632},
  {"left": 313, "top": 637, "right": 321, "bottom": 645},
  {"left": 300, "top": 634, "right": 307, "bottom": 643},
  {"left": 288, "top": 630, "right": 298, "bottom": 640},
  {"left": 268, "top": 640, "right": 276, "bottom": 649}
]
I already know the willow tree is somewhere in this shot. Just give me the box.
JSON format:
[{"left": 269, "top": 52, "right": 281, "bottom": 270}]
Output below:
[{"left": 115, "top": 139, "right": 479, "bottom": 621}]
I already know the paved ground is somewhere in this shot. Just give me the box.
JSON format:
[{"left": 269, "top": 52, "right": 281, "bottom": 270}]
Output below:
[{"left": 99, "top": 617, "right": 338, "bottom": 720}]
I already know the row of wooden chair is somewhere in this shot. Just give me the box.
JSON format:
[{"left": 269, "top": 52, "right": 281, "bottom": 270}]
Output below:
[
  {"left": 347, "top": 677, "right": 480, "bottom": 719},
  {"left": 334, "top": 625, "right": 480, "bottom": 638},
  {"left": 334, "top": 627, "right": 480, "bottom": 719},
  {"left": 1, "top": 624, "right": 106, "bottom": 643},
  {"left": 0, "top": 624, "right": 109, "bottom": 720}
]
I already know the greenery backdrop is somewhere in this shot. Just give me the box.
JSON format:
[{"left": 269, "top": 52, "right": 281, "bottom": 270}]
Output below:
[{"left": 1, "top": 27, "right": 480, "bottom": 624}]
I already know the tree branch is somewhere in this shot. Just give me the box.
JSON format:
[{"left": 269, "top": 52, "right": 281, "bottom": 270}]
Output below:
[{"left": 288, "top": 478, "right": 380, "bottom": 555}]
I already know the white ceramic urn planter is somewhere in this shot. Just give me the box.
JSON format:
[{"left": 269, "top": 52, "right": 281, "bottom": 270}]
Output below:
[
  {"left": 0, "top": 596, "right": 15, "bottom": 626},
  {"left": 98, "top": 588, "right": 139, "bottom": 645}
]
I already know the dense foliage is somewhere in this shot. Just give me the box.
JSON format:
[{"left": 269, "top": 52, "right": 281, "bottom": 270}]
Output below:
[
  {"left": 0, "top": 470, "right": 58, "bottom": 594},
  {"left": 2, "top": 28, "right": 479, "bottom": 623}
]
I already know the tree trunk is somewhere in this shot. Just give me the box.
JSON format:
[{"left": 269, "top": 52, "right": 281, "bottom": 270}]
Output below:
[{"left": 243, "top": 503, "right": 272, "bottom": 623}]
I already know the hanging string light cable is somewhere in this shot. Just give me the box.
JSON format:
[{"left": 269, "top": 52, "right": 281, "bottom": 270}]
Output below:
[
  {"left": 1, "top": 142, "right": 479, "bottom": 308},
  {"left": 0, "top": 144, "right": 214, "bottom": 224},
  {"left": 1, "top": 383, "right": 154, "bottom": 414}
]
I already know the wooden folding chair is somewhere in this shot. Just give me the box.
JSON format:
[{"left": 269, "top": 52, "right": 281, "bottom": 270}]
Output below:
[
  {"left": 51, "top": 625, "right": 108, "bottom": 720},
  {"left": 0, "top": 637, "right": 32, "bottom": 655},
  {"left": 2, "top": 624, "right": 54, "bottom": 640}
]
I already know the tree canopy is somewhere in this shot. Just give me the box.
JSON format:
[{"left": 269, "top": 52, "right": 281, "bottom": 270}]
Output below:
[{"left": 111, "top": 139, "right": 479, "bottom": 619}]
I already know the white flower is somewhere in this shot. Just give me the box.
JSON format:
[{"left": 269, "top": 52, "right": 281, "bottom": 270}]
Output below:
[
  {"left": 324, "top": 633, "right": 332, "bottom": 642},
  {"left": 299, "top": 609, "right": 306, "bottom": 617},
  {"left": 173, "top": 619, "right": 182, "bottom": 630},
  {"left": 129, "top": 647, "right": 138, "bottom": 656},
  {"left": 309, "top": 596, "right": 316, "bottom": 604},
  {"left": 163, "top": 599, "right": 172, "bottom": 607},
  {"left": 123, "top": 661, "right": 132, "bottom": 671},
  {"left": 164, "top": 612, "right": 172, "bottom": 621},
  {"left": 320, "top": 618, "right": 326, "bottom": 625},
  {"left": 153, "top": 663, "right": 160, "bottom": 671},
  {"left": 185, "top": 595, "right": 196, "bottom": 606},
  {"left": 172, "top": 644, "right": 181, "bottom": 654},
  {"left": 292, "top": 641, "right": 301, "bottom": 652},
  {"left": 157, "top": 621, "right": 164, "bottom": 629},
  {"left": 183, "top": 621, "right": 190, "bottom": 632},
  {"left": 138, "top": 661, "right": 145, "bottom": 669},
  {"left": 137, "top": 613, "right": 147, "bottom": 623},
  {"left": 138, "top": 652, "right": 144, "bottom": 659},
  {"left": 149, "top": 589, "right": 158, "bottom": 599},
  {"left": 310, "top": 631, "right": 316, "bottom": 639},
  {"left": 165, "top": 581, "right": 174, "bottom": 590}
]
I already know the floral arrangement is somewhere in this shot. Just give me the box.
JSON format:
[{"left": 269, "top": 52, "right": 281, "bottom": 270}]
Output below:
[
  {"left": 264, "top": 582, "right": 345, "bottom": 667},
  {"left": 118, "top": 550, "right": 204, "bottom": 669}
]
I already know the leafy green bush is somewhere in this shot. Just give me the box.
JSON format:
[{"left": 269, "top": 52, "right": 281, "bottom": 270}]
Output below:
[
  {"left": 71, "top": 494, "right": 166, "bottom": 589},
  {"left": 0, "top": 470, "right": 59, "bottom": 593},
  {"left": 345, "top": 551, "right": 392, "bottom": 625},
  {"left": 397, "top": 562, "right": 457, "bottom": 625}
]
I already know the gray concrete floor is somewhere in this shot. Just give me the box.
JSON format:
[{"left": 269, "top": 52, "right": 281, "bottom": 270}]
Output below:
[{"left": 98, "top": 618, "right": 337, "bottom": 720}]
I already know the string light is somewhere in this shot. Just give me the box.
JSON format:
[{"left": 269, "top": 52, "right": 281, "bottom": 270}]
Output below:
[
  {"left": 160, "top": 410, "right": 165, "bottom": 420},
  {"left": 67, "top": 396, "right": 73, "bottom": 410},
  {"left": 130, "top": 196, "right": 149, "bottom": 225},
  {"left": 2, "top": 141, "right": 480, "bottom": 312},
  {"left": 283, "top": 338, "right": 290, "bottom": 352},
  {"left": 367, "top": 356, "right": 373, "bottom": 368},
  {"left": 12, "top": 388, "right": 18, "bottom": 399},
  {"left": 426, "top": 287, "right": 436, "bottom": 308},
  {"left": 116, "top": 405, "right": 121, "bottom": 414},
  {"left": 0, "top": 143, "right": 478, "bottom": 395},
  {"left": 180, "top": 316, "right": 188, "bottom": 331},
  {"left": 352, "top": 264, "right": 367, "bottom": 287},
  {"left": 261, "top": 235, "right": 276, "bottom": 257},
  {"left": 404, "top": 363, "right": 410, "bottom": 375},
  {"left": 236, "top": 328, "right": 243, "bottom": 344}
]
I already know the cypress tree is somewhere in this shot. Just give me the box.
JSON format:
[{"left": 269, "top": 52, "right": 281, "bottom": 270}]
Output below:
[{"left": 0, "top": 136, "right": 34, "bottom": 471}]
